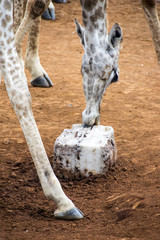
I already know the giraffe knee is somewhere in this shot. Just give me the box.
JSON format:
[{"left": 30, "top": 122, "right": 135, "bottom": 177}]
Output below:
[{"left": 10, "top": 89, "right": 32, "bottom": 119}]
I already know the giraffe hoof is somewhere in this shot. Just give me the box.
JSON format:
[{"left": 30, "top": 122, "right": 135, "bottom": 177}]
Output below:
[
  {"left": 42, "top": 8, "right": 55, "bottom": 21},
  {"left": 54, "top": 207, "right": 84, "bottom": 220},
  {"left": 31, "top": 75, "right": 53, "bottom": 88},
  {"left": 53, "top": 0, "right": 67, "bottom": 3}
]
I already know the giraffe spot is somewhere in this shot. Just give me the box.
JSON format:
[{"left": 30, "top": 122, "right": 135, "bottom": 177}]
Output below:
[
  {"left": 12, "top": 74, "right": 19, "bottom": 81},
  {"left": 89, "top": 26, "right": 93, "bottom": 32},
  {"left": 88, "top": 86, "right": 93, "bottom": 94},
  {"left": 7, "top": 37, "right": 14, "bottom": 44},
  {"left": 4, "top": 0, "right": 11, "bottom": 11},
  {"left": 5, "top": 14, "right": 11, "bottom": 22},
  {"left": 99, "top": 23, "right": 105, "bottom": 33},
  {"left": 0, "top": 59, "right": 5, "bottom": 64},
  {"left": 84, "top": 67, "right": 89, "bottom": 74},
  {"left": 90, "top": 44, "right": 96, "bottom": 54},
  {"left": 82, "top": 10, "right": 87, "bottom": 19},
  {"left": 88, "top": 79, "right": 92, "bottom": 85},
  {"left": 11, "top": 89, "right": 16, "bottom": 97},
  {"left": 44, "top": 170, "right": 50, "bottom": 178},
  {"left": 4, "top": 32, "right": 7, "bottom": 38},
  {"left": 84, "top": 0, "right": 98, "bottom": 11},
  {"left": 9, "top": 56, "right": 14, "bottom": 61},
  {"left": 90, "top": 7, "right": 104, "bottom": 23},
  {"left": 15, "top": 66, "right": 20, "bottom": 71},
  {"left": 93, "top": 22, "right": 99, "bottom": 29},
  {"left": 10, "top": 69, "right": 15, "bottom": 75},
  {"left": 0, "top": 40, "right": 4, "bottom": 47},
  {"left": 1, "top": 64, "right": 6, "bottom": 69},
  {"left": 2, "top": 19, "right": 7, "bottom": 28},
  {"left": 8, "top": 24, "right": 13, "bottom": 32},
  {"left": 7, "top": 48, "right": 12, "bottom": 55},
  {"left": 89, "top": 57, "right": 93, "bottom": 66}
]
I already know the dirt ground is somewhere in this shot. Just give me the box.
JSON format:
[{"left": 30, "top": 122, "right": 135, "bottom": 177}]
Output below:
[{"left": 0, "top": 0, "right": 160, "bottom": 239}]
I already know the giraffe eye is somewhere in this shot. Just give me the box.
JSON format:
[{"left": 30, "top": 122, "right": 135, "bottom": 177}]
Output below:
[{"left": 111, "top": 69, "right": 119, "bottom": 84}]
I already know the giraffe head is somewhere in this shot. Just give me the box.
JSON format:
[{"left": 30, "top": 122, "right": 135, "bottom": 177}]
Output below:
[{"left": 75, "top": 0, "right": 122, "bottom": 127}]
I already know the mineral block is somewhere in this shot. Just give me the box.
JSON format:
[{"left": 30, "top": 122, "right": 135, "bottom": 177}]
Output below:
[{"left": 53, "top": 124, "right": 117, "bottom": 178}]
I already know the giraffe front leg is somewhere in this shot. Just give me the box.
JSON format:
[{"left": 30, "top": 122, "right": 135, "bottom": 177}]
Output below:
[
  {"left": 1, "top": 45, "right": 83, "bottom": 220},
  {"left": 15, "top": 0, "right": 53, "bottom": 87},
  {"left": 25, "top": 17, "right": 53, "bottom": 88}
]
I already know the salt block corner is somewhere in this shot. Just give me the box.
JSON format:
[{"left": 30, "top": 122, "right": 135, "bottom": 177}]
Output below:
[{"left": 53, "top": 124, "right": 117, "bottom": 178}]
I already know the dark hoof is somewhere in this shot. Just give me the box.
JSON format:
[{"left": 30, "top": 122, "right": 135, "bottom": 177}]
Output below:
[
  {"left": 54, "top": 207, "right": 84, "bottom": 220},
  {"left": 31, "top": 75, "right": 53, "bottom": 88},
  {"left": 42, "top": 8, "right": 55, "bottom": 21},
  {"left": 53, "top": 0, "right": 67, "bottom": 3}
]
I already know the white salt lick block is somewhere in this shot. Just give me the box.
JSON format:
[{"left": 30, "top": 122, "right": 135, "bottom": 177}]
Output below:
[{"left": 53, "top": 124, "right": 117, "bottom": 178}]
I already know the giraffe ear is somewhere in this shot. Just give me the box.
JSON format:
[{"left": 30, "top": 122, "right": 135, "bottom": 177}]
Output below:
[
  {"left": 109, "top": 23, "right": 123, "bottom": 48},
  {"left": 75, "top": 18, "right": 85, "bottom": 46}
]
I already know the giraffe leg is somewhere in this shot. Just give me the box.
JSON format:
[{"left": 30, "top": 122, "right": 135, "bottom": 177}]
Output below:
[
  {"left": 15, "top": 0, "right": 53, "bottom": 87},
  {"left": 25, "top": 16, "right": 53, "bottom": 87},
  {"left": 0, "top": 2, "right": 83, "bottom": 220},
  {"left": 1, "top": 45, "right": 83, "bottom": 220},
  {"left": 140, "top": 0, "right": 160, "bottom": 66}
]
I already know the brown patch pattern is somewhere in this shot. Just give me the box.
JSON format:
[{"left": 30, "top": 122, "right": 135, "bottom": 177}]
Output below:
[
  {"left": 83, "top": 0, "right": 98, "bottom": 11},
  {"left": 90, "top": 6, "right": 104, "bottom": 23}
]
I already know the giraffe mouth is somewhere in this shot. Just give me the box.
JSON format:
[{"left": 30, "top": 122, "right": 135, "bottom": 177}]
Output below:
[
  {"left": 83, "top": 123, "right": 95, "bottom": 129},
  {"left": 82, "top": 114, "right": 100, "bottom": 129}
]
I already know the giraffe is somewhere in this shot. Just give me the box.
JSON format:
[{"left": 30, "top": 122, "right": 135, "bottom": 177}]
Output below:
[
  {"left": 13, "top": 0, "right": 54, "bottom": 88},
  {"left": 0, "top": 0, "right": 159, "bottom": 221},
  {"left": 76, "top": 0, "right": 160, "bottom": 127}
]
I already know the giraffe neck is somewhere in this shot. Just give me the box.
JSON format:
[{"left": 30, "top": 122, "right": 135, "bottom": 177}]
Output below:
[{"left": 81, "top": 0, "right": 108, "bottom": 47}]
